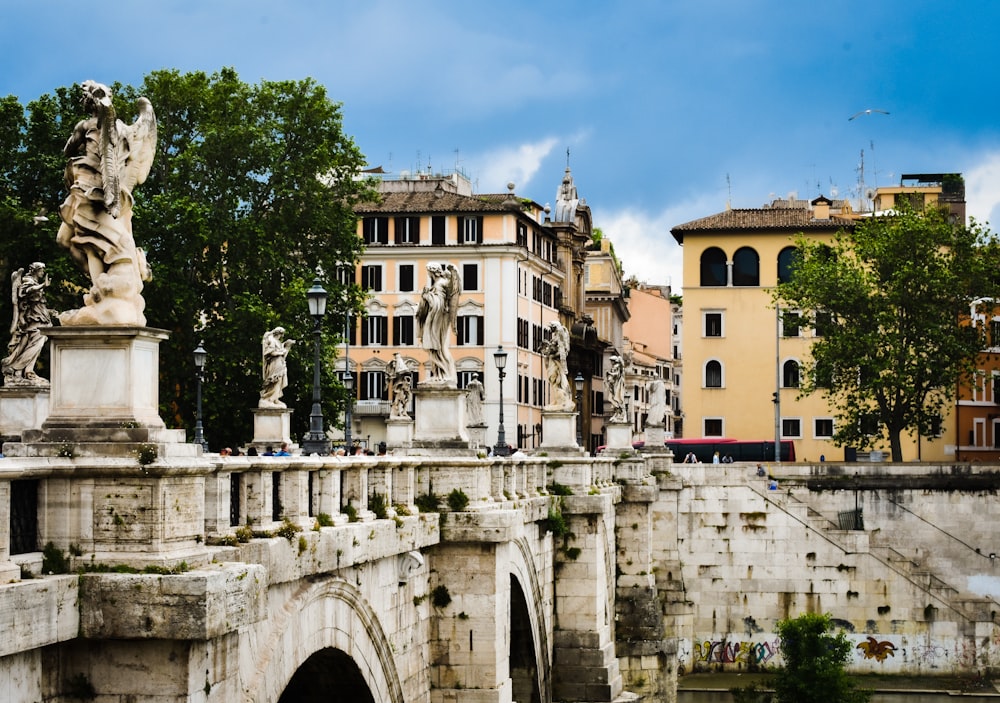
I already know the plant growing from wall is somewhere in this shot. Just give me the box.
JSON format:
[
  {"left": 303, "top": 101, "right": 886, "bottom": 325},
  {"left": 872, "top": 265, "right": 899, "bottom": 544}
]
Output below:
[
  {"left": 446, "top": 489, "right": 469, "bottom": 512},
  {"left": 431, "top": 584, "right": 451, "bottom": 608},
  {"left": 369, "top": 491, "right": 388, "bottom": 519},
  {"left": 770, "top": 612, "right": 871, "bottom": 703},
  {"left": 415, "top": 492, "right": 441, "bottom": 513}
]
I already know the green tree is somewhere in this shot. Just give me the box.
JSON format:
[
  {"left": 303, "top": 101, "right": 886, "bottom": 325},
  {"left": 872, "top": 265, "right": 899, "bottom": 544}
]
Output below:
[
  {"left": 776, "top": 199, "right": 999, "bottom": 460},
  {"left": 771, "top": 612, "right": 871, "bottom": 703},
  {"left": 1, "top": 69, "right": 375, "bottom": 448}
]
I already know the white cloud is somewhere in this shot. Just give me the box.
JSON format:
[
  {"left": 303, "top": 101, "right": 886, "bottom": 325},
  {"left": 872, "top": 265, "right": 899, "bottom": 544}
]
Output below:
[
  {"left": 965, "top": 151, "right": 1000, "bottom": 229},
  {"left": 469, "top": 138, "right": 560, "bottom": 194}
]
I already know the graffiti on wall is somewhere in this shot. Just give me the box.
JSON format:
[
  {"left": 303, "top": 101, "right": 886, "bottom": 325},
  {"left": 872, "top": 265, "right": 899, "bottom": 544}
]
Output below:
[
  {"left": 856, "top": 636, "right": 896, "bottom": 661},
  {"left": 690, "top": 638, "right": 781, "bottom": 666}
]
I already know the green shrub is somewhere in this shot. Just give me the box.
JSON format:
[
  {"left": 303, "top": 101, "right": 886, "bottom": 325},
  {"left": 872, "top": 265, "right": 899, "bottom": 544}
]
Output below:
[
  {"left": 370, "top": 492, "right": 388, "bottom": 519},
  {"left": 431, "top": 584, "right": 451, "bottom": 608},
  {"left": 414, "top": 493, "right": 441, "bottom": 513},
  {"left": 446, "top": 489, "right": 469, "bottom": 512},
  {"left": 42, "top": 542, "right": 70, "bottom": 574}
]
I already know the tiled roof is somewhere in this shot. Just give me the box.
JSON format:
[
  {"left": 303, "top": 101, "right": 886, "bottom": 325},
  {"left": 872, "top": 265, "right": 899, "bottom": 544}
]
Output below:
[
  {"left": 355, "top": 191, "right": 521, "bottom": 214},
  {"left": 670, "top": 208, "right": 854, "bottom": 244}
]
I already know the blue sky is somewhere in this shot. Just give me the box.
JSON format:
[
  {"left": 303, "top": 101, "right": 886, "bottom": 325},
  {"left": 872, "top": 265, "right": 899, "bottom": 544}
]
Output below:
[{"left": 3, "top": 1, "right": 999, "bottom": 288}]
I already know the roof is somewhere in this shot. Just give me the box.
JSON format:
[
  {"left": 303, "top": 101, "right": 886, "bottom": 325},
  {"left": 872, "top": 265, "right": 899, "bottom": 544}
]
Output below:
[
  {"left": 670, "top": 207, "right": 853, "bottom": 244},
  {"left": 355, "top": 191, "right": 524, "bottom": 215}
]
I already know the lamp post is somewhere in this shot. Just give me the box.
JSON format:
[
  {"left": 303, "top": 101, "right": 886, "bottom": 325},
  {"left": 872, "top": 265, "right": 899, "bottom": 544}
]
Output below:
[
  {"left": 343, "top": 369, "right": 354, "bottom": 452},
  {"left": 574, "top": 371, "right": 585, "bottom": 448},
  {"left": 338, "top": 261, "right": 354, "bottom": 453},
  {"left": 493, "top": 345, "right": 510, "bottom": 457},
  {"left": 193, "top": 341, "right": 208, "bottom": 452},
  {"left": 303, "top": 270, "right": 330, "bottom": 455}
]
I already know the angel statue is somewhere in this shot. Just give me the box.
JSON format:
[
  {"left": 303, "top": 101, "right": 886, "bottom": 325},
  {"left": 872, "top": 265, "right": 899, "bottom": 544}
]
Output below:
[
  {"left": 605, "top": 352, "right": 626, "bottom": 423},
  {"left": 646, "top": 378, "right": 667, "bottom": 428},
  {"left": 56, "top": 80, "right": 156, "bottom": 326},
  {"left": 2, "top": 262, "right": 55, "bottom": 386},
  {"left": 539, "top": 321, "right": 575, "bottom": 411},
  {"left": 259, "top": 327, "right": 295, "bottom": 408},
  {"left": 416, "top": 262, "right": 460, "bottom": 385},
  {"left": 386, "top": 352, "right": 412, "bottom": 419}
]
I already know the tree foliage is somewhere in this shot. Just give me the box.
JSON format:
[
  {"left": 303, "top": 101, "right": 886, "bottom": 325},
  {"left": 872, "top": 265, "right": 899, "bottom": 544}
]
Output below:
[
  {"left": 776, "top": 200, "right": 1000, "bottom": 460},
  {"left": 771, "top": 612, "right": 871, "bottom": 703},
  {"left": 1, "top": 69, "right": 375, "bottom": 448}
]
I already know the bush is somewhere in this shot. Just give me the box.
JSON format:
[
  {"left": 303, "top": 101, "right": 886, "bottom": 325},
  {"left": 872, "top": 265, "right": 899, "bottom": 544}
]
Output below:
[
  {"left": 771, "top": 613, "right": 871, "bottom": 703},
  {"left": 446, "top": 489, "right": 469, "bottom": 512},
  {"left": 415, "top": 493, "right": 441, "bottom": 513}
]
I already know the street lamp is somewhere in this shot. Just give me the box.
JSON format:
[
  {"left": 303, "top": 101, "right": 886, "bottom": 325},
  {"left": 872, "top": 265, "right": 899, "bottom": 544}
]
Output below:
[
  {"left": 302, "top": 269, "right": 330, "bottom": 455},
  {"left": 338, "top": 261, "right": 355, "bottom": 453},
  {"left": 493, "top": 345, "right": 510, "bottom": 457},
  {"left": 193, "top": 341, "right": 208, "bottom": 452},
  {"left": 574, "top": 371, "right": 585, "bottom": 448},
  {"left": 343, "top": 369, "right": 354, "bottom": 452}
]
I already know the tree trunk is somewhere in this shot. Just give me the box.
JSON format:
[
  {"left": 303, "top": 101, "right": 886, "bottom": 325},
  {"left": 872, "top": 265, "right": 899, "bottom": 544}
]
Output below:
[{"left": 889, "top": 430, "right": 903, "bottom": 462}]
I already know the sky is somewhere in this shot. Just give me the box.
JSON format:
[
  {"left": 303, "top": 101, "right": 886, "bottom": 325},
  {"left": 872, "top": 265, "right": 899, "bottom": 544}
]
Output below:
[{"left": 3, "top": 1, "right": 1000, "bottom": 290}]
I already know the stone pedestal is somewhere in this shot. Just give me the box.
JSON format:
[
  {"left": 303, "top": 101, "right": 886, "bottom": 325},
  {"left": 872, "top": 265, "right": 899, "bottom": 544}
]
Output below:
[
  {"left": 251, "top": 406, "right": 295, "bottom": 453},
  {"left": 466, "top": 423, "right": 487, "bottom": 452},
  {"left": 603, "top": 421, "right": 633, "bottom": 452},
  {"left": 410, "top": 384, "right": 472, "bottom": 455},
  {"left": 5, "top": 327, "right": 197, "bottom": 459},
  {"left": 0, "top": 386, "right": 49, "bottom": 440},
  {"left": 385, "top": 416, "right": 414, "bottom": 451},
  {"left": 539, "top": 410, "right": 585, "bottom": 455},
  {"left": 643, "top": 423, "right": 666, "bottom": 450}
]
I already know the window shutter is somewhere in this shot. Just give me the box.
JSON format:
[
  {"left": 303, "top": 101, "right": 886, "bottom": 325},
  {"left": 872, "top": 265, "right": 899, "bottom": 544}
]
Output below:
[
  {"left": 476, "top": 216, "right": 483, "bottom": 243},
  {"left": 379, "top": 317, "right": 388, "bottom": 345},
  {"left": 394, "top": 217, "right": 404, "bottom": 245},
  {"left": 359, "top": 372, "right": 369, "bottom": 401},
  {"left": 457, "top": 317, "right": 466, "bottom": 346},
  {"left": 393, "top": 316, "right": 401, "bottom": 345},
  {"left": 361, "top": 319, "right": 369, "bottom": 346}
]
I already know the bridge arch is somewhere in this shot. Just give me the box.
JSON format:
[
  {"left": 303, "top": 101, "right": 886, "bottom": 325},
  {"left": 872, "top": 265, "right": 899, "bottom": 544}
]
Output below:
[
  {"left": 510, "top": 536, "right": 552, "bottom": 703},
  {"left": 242, "top": 577, "right": 403, "bottom": 703}
]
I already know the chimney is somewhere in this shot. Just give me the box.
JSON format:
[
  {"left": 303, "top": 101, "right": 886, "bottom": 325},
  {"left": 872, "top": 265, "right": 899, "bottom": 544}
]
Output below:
[{"left": 811, "top": 195, "right": 832, "bottom": 220}]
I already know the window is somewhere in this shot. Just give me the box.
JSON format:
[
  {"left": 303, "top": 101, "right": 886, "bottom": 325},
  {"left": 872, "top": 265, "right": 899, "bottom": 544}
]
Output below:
[
  {"left": 781, "top": 418, "right": 802, "bottom": 438},
  {"left": 431, "top": 216, "right": 446, "bottom": 246},
  {"left": 859, "top": 413, "right": 880, "bottom": 436},
  {"left": 782, "top": 360, "right": 800, "bottom": 388},
  {"left": 361, "top": 264, "right": 382, "bottom": 292},
  {"left": 393, "top": 315, "right": 414, "bottom": 345},
  {"left": 394, "top": 216, "right": 420, "bottom": 244},
  {"left": 782, "top": 310, "right": 802, "bottom": 337},
  {"left": 456, "top": 315, "right": 483, "bottom": 346},
  {"left": 462, "top": 263, "right": 478, "bottom": 291},
  {"left": 700, "top": 247, "right": 727, "bottom": 286},
  {"left": 517, "top": 222, "right": 528, "bottom": 248},
  {"left": 704, "top": 311, "right": 723, "bottom": 337},
  {"left": 361, "top": 316, "right": 388, "bottom": 346},
  {"left": 732, "top": 247, "right": 760, "bottom": 286},
  {"left": 704, "top": 360, "right": 723, "bottom": 388},
  {"left": 814, "top": 418, "right": 834, "bottom": 438},
  {"left": 991, "top": 319, "right": 1000, "bottom": 348},
  {"left": 777, "top": 246, "right": 797, "bottom": 284},
  {"left": 359, "top": 371, "right": 387, "bottom": 401},
  {"left": 460, "top": 215, "right": 483, "bottom": 244},
  {"left": 458, "top": 370, "right": 481, "bottom": 389},
  {"left": 362, "top": 217, "right": 389, "bottom": 245},
  {"left": 814, "top": 311, "right": 833, "bottom": 337},
  {"left": 704, "top": 418, "right": 723, "bottom": 436},
  {"left": 517, "top": 318, "right": 529, "bottom": 349},
  {"left": 542, "top": 281, "right": 552, "bottom": 307},
  {"left": 398, "top": 264, "right": 415, "bottom": 292}
]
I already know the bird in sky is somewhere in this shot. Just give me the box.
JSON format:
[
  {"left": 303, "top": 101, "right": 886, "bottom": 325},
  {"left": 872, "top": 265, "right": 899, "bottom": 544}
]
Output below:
[{"left": 849, "top": 108, "right": 890, "bottom": 121}]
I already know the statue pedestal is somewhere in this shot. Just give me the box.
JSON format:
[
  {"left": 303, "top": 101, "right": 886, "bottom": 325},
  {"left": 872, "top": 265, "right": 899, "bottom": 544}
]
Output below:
[
  {"left": 385, "top": 416, "right": 414, "bottom": 451},
  {"left": 0, "top": 386, "right": 49, "bottom": 440},
  {"left": 643, "top": 423, "right": 666, "bottom": 451},
  {"left": 410, "top": 384, "right": 472, "bottom": 455},
  {"left": 603, "top": 421, "right": 633, "bottom": 453},
  {"left": 539, "top": 410, "right": 585, "bottom": 455},
  {"left": 466, "top": 423, "right": 487, "bottom": 452},
  {"left": 5, "top": 327, "right": 197, "bottom": 459},
  {"left": 251, "top": 406, "right": 295, "bottom": 453}
]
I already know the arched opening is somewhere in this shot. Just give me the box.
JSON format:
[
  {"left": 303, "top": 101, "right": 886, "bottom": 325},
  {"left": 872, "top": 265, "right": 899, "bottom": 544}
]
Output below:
[
  {"left": 278, "top": 647, "right": 374, "bottom": 703},
  {"left": 699, "top": 247, "right": 727, "bottom": 286},
  {"left": 510, "top": 574, "right": 542, "bottom": 703},
  {"left": 777, "top": 246, "right": 797, "bottom": 284},
  {"left": 732, "top": 246, "right": 760, "bottom": 286},
  {"left": 782, "top": 359, "right": 800, "bottom": 388}
]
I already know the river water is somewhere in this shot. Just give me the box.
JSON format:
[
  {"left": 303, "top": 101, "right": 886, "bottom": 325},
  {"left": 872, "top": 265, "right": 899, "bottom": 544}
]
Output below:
[{"left": 678, "top": 691, "right": 998, "bottom": 702}]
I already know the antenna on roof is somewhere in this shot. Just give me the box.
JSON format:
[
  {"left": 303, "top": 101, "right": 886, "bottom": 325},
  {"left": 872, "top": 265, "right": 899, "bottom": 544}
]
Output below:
[
  {"left": 566, "top": 148, "right": 571, "bottom": 169},
  {"left": 726, "top": 173, "right": 732, "bottom": 209}
]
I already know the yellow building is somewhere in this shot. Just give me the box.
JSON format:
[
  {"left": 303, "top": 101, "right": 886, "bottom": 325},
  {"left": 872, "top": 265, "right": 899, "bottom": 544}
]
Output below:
[{"left": 671, "top": 193, "right": 956, "bottom": 462}]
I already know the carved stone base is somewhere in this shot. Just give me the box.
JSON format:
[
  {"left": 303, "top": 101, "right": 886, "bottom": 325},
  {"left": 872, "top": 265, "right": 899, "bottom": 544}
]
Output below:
[
  {"left": 0, "top": 386, "right": 49, "bottom": 440},
  {"left": 603, "top": 421, "right": 633, "bottom": 452},
  {"left": 385, "top": 417, "right": 414, "bottom": 451},
  {"left": 4, "top": 327, "right": 198, "bottom": 459},
  {"left": 251, "top": 407, "right": 295, "bottom": 453},
  {"left": 643, "top": 423, "right": 666, "bottom": 450},
  {"left": 412, "top": 385, "right": 469, "bottom": 445},
  {"left": 466, "top": 423, "right": 487, "bottom": 452},
  {"left": 539, "top": 411, "right": 585, "bottom": 455}
]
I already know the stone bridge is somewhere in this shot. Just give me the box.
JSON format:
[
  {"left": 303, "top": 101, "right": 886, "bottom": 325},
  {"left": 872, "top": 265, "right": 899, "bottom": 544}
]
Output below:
[{"left": 0, "top": 447, "right": 672, "bottom": 702}]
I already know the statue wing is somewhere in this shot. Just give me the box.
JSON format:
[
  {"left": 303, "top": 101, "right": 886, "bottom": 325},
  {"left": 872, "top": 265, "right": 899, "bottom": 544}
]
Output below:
[
  {"left": 447, "top": 265, "right": 461, "bottom": 333},
  {"left": 121, "top": 97, "right": 157, "bottom": 193},
  {"left": 9, "top": 269, "right": 22, "bottom": 334}
]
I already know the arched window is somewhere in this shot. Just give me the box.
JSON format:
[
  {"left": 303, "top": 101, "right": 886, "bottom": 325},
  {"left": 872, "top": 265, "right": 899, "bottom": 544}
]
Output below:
[
  {"left": 705, "top": 360, "right": 723, "bottom": 388},
  {"left": 732, "top": 247, "right": 760, "bottom": 286},
  {"left": 700, "top": 247, "right": 727, "bottom": 286},
  {"left": 782, "top": 359, "right": 800, "bottom": 388},
  {"left": 777, "top": 246, "right": 797, "bottom": 284}
]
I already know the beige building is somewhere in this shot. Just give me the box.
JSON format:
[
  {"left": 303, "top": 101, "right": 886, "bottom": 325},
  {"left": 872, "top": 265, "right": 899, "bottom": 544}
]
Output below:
[
  {"left": 621, "top": 284, "right": 676, "bottom": 442},
  {"left": 671, "top": 193, "right": 956, "bottom": 462}
]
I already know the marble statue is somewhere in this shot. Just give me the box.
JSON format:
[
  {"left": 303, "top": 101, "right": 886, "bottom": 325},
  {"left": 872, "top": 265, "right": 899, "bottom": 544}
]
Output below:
[
  {"left": 646, "top": 378, "right": 667, "bottom": 427},
  {"left": 259, "top": 327, "right": 294, "bottom": 408},
  {"left": 416, "top": 262, "right": 460, "bottom": 384},
  {"left": 57, "top": 81, "right": 156, "bottom": 326},
  {"left": 465, "top": 374, "right": 485, "bottom": 426},
  {"left": 553, "top": 166, "right": 579, "bottom": 223},
  {"left": 2, "top": 262, "right": 54, "bottom": 386},
  {"left": 605, "top": 352, "right": 626, "bottom": 423},
  {"left": 539, "top": 321, "right": 575, "bottom": 411},
  {"left": 386, "top": 352, "right": 412, "bottom": 419}
]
